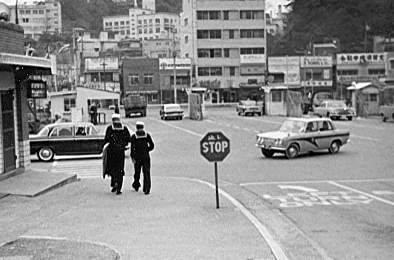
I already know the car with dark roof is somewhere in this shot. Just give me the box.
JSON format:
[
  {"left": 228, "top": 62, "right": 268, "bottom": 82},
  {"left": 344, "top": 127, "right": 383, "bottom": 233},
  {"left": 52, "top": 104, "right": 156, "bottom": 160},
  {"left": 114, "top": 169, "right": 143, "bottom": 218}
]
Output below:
[
  {"left": 256, "top": 117, "right": 350, "bottom": 159},
  {"left": 30, "top": 122, "right": 105, "bottom": 161}
]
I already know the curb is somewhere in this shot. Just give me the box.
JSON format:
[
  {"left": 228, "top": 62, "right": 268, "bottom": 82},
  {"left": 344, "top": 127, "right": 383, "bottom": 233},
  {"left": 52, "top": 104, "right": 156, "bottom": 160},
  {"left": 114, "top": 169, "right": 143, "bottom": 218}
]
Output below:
[{"left": 29, "top": 174, "right": 78, "bottom": 197}]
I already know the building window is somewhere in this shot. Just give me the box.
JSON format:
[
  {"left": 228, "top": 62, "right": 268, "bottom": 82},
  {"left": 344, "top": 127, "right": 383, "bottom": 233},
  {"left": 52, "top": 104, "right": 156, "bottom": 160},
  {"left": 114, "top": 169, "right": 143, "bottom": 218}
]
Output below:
[
  {"left": 185, "top": 35, "right": 189, "bottom": 44},
  {"left": 197, "top": 30, "right": 209, "bottom": 39},
  {"left": 223, "top": 11, "right": 229, "bottom": 20},
  {"left": 156, "top": 27, "right": 160, "bottom": 33},
  {"left": 229, "top": 29, "right": 235, "bottom": 39},
  {"left": 240, "top": 29, "right": 264, "bottom": 38},
  {"left": 211, "top": 67, "right": 222, "bottom": 76},
  {"left": 209, "top": 30, "right": 221, "bottom": 39},
  {"left": 144, "top": 28, "right": 147, "bottom": 33},
  {"left": 197, "top": 49, "right": 222, "bottom": 58},
  {"left": 54, "top": 12, "right": 58, "bottom": 16},
  {"left": 128, "top": 74, "right": 139, "bottom": 85},
  {"left": 25, "top": 10, "right": 31, "bottom": 14},
  {"left": 139, "top": 29, "right": 142, "bottom": 34},
  {"left": 138, "top": 20, "right": 142, "bottom": 24},
  {"left": 114, "top": 21, "right": 119, "bottom": 26},
  {"left": 240, "top": 48, "right": 265, "bottom": 54},
  {"left": 155, "top": 18, "right": 160, "bottom": 24},
  {"left": 230, "top": 66, "right": 236, "bottom": 76},
  {"left": 184, "top": 18, "right": 188, "bottom": 26},
  {"left": 22, "top": 18, "right": 29, "bottom": 23},
  {"left": 224, "top": 48, "right": 230, "bottom": 58},
  {"left": 390, "top": 60, "right": 394, "bottom": 69},
  {"left": 368, "top": 69, "right": 385, "bottom": 75},
  {"left": 164, "top": 18, "right": 169, "bottom": 23},
  {"left": 370, "top": 94, "right": 378, "bottom": 102},
  {"left": 32, "top": 10, "right": 38, "bottom": 14},
  {"left": 209, "top": 11, "right": 221, "bottom": 20},
  {"left": 144, "top": 74, "right": 153, "bottom": 84},
  {"left": 197, "top": 11, "right": 209, "bottom": 20},
  {"left": 126, "top": 21, "right": 130, "bottom": 25},
  {"left": 240, "top": 10, "right": 264, "bottom": 20},
  {"left": 120, "top": 21, "right": 125, "bottom": 25},
  {"left": 198, "top": 67, "right": 210, "bottom": 76},
  {"left": 19, "top": 10, "right": 24, "bottom": 14},
  {"left": 149, "top": 28, "right": 153, "bottom": 33},
  {"left": 64, "top": 98, "right": 76, "bottom": 112},
  {"left": 337, "top": 70, "right": 358, "bottom": 76}
]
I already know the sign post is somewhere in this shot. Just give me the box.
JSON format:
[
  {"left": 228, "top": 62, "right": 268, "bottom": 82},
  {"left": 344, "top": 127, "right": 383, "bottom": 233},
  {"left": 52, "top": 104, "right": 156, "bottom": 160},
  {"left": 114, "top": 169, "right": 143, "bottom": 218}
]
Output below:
[{"left": 200, "top": 132, "right": 230, "bottom": 209}]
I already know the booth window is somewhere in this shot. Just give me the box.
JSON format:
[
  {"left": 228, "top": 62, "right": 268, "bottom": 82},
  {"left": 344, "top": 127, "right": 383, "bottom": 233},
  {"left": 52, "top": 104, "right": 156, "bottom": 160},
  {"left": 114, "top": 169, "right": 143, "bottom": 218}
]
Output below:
[
  {"left": 369, "top": 94, "right": 378, "bottom": 102},
  {"left": 144, "top": 74, "right": 153, "bottom": 85},
  {"left": 271, "top": 90, "right": 282, "bottom": 102},
  {"left": 64, "top": 98, "right": 76, "bottom": 111}
]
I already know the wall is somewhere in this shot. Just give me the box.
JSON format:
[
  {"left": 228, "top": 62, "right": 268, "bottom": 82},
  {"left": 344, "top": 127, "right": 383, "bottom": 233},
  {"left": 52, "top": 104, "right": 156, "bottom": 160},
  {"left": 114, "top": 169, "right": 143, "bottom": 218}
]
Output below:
[{"left": 0, "top": 22, "right": 24, "bottom": 55}]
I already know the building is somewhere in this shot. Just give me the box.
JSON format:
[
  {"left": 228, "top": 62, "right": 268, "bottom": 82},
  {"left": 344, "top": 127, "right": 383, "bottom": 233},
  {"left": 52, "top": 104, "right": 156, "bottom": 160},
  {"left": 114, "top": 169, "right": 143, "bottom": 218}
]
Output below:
[
  {"left": 83, "top": 56, "right": 120, "bottom": 93},
  {"left": 266, "top": 5, "right": 286, "bottom": 36},
  {"left": 103, "top": 15, "right": 131, "bottom": 38},
  {"left": 373, "top": 36, "right": 394, "bottom": 52},
  {"left": 336, "top": 52, "right": 387, "bottom": 99},
  {"left": 9, "top": 0, "right": 62, "bottom": 40},
  {"left": 121, "top": 57, "right": 160, "bottom": 103},
  {"left": 137, "top": 12, "right": 180, "bottom": 41},
  {"left": 1, "top": 20, "right": 53, "bottom": 177},
  {"left": 180, "top": 0, "right": 267, "bottom": 103},
  {"left": 112, "top": 0, "right": 155, "bottom": 10},
  {"left": 143, "top": 38, "right": 180, "bottom": 58}
]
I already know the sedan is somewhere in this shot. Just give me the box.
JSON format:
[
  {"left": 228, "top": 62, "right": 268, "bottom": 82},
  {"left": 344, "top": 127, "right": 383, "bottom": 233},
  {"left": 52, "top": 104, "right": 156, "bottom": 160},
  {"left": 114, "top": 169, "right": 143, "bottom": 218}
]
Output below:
[
  {"left": 30, "top": 122, "right": 106, "bottom": 161},
  {"left": 256, "top": 117, "right": 350, "bottom": 159},
  {"left": 160, "top": 104, "right": 184, "bottom": 120}
]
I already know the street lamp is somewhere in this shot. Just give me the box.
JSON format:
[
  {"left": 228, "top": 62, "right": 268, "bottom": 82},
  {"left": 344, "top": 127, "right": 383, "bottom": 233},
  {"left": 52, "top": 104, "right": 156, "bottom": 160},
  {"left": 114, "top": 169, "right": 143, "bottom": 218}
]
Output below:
[
  {"left": 100, "top": 58, "right": 107, "bottom": 91},
  {"left": 166, "top": 25, "right": 177, "bottom": 104}
]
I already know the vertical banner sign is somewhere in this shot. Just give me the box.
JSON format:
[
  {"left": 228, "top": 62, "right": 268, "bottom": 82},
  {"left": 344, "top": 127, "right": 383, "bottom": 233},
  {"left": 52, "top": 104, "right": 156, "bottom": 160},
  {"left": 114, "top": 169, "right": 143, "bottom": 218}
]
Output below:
[{"left": 200, "top": 132, "right": 230, "bottom": 208}]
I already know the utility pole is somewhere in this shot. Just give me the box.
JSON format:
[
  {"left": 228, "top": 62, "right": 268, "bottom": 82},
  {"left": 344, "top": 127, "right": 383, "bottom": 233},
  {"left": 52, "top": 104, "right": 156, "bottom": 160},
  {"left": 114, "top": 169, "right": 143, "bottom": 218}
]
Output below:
[
  {"left": 15, "top": 0, "right": 19, "bottom": 24},
  {"left": 172, "top": 26, "right": 177, "bottom": 104},
  {"left": 100, "top": 58, "right": 107, "bottom": 91}
]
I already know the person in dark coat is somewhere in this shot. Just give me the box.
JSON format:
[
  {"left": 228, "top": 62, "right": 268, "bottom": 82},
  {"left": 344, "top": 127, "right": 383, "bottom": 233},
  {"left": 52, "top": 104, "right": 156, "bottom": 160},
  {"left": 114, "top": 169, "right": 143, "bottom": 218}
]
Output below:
[
  {"left": 130, "top": 121, "right": 154, "bottom": 195},
  {"left": 104, "top": 114, "right": 131, "bottom": 195}
]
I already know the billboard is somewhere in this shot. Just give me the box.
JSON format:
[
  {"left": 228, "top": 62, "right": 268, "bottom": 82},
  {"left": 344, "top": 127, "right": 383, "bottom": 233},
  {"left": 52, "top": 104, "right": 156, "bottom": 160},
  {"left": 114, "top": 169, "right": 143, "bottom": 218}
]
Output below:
[
  {"left": 159, "top": 58, "right": 192, "bottom": 70},
  {"left": 269, "top": 56, "right": 300, "bottom": 85},
  {"left": 336, "top": 53, "right": 387, "bottom": 65},
  {"left": 85, "top": 57, "right": 119, "bottom": 71},
  {"left": 240, "top": 54, "right": 265, "bottom": 64},
  {"left": 300, "top": 56, "right": 332, "bottom": 68}
]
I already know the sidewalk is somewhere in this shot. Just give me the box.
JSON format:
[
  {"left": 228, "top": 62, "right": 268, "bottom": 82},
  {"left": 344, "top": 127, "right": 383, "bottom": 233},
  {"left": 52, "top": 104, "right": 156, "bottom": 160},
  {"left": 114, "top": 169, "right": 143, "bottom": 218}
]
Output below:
[{"left": 0, "top": 175, "right": 276, "bottom": 260}]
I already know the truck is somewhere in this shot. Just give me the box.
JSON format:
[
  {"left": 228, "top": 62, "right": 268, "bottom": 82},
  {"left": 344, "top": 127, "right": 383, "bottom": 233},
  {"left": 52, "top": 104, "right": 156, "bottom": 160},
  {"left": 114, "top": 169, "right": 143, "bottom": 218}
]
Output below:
[
  {"left": 123, "top": 95, "right": 147, "bottom": 118},
  {"left": 379, "top": 86, "right": 394, "bottom": 122}
]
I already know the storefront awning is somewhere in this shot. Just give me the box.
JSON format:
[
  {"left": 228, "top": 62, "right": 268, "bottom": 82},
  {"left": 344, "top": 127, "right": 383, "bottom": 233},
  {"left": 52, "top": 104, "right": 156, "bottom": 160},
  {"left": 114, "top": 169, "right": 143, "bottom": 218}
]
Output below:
[{"left": 347, "top": 82, "right": 372, "bottom": 90}]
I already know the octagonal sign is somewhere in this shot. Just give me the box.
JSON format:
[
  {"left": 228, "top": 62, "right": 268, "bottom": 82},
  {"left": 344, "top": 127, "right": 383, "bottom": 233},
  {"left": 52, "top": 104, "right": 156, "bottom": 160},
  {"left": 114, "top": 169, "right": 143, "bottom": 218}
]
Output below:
[{"left": 200, "top": 132, "right": 230, "bottom": 162}]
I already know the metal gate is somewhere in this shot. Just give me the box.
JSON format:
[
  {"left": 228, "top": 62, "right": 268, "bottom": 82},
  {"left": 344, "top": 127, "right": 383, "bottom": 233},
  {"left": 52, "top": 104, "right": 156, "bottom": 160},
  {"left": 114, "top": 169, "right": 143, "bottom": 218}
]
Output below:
[{"left": 1, "top": 91, "right": 16, "bottom": 172}]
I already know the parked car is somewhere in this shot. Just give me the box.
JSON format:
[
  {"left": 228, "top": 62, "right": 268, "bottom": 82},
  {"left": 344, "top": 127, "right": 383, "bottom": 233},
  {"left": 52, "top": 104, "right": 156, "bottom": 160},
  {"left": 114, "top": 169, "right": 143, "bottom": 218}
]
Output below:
[
  {"left": 30, "top": 122, "right": 105, "bottom": 162},
  {"left": 236, "top": 100, "right": 262, "bottom": 116},
  {"left": 256, "top": 117, "right": 350, "bottom": 159},
  {"left": 160, "top": 104, "right": 184, "bottom": 120},
  {"left": 379, "top": 105, "right": 394, "bottom": 122},
  {"left": 313, "top": 100, "right": 356, "bottom": 120}
]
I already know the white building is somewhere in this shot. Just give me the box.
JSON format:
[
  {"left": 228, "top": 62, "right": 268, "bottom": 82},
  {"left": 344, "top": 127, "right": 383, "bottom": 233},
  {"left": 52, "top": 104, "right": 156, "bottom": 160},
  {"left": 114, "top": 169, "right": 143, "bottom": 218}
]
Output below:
[
  {"left": 9, "top": 0, "right": 62, "bottom": 40},
  {"left": 137, "top": 12, "right": 179, "bottom": 41},
  {"left": 103, "top": 15, "right": 131, "bottom": 37},
  {"left": 180, "top": 0, "right": 267, "bottom": 103}
]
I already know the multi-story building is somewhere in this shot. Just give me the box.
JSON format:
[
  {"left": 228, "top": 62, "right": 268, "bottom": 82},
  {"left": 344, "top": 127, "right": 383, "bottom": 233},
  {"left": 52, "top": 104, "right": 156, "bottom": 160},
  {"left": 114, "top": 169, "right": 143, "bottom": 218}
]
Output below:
[
  {"left": 137, "top": 12, "right": 180, "bottom": 41},
  {"left": 103, "top": 15, "right": 131, "bottom": 38},
  {"left": 180, "top": 0, "right": 267, "bottom": 103},
  {"left": 112, "top": 0, "right": 155, "bottom": 10},
  {"left": 9, "top": 0, "right": 62, "bottom": 40}
]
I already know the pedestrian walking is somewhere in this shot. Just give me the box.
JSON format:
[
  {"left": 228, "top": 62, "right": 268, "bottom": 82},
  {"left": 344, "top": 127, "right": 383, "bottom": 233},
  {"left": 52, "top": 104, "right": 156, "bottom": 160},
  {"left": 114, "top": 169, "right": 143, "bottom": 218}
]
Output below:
[
  {"left": 130, "top": 121, "right": 155, "bottom": 195},
  {"left": 89, "top": 102, "right": 98, "bottom": 125},
  {"left": 103, "top": 114, "right": 131, "bottom": 195}
]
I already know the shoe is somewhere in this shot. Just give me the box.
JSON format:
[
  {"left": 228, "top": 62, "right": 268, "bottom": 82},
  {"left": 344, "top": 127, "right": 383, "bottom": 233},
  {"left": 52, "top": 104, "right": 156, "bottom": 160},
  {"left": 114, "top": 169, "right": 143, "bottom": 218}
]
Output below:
[
  {"left": 132, "top": 183, "right": 139, "bottom": 192},
  {"left": 111, "top": 187, "right": 116, "bottom": 193},
  {"left": 116, "top": 191, "right": 122, "bottom": 195},
  {"left": 144, "top": 190, "right": 150, "bottom": 195}
]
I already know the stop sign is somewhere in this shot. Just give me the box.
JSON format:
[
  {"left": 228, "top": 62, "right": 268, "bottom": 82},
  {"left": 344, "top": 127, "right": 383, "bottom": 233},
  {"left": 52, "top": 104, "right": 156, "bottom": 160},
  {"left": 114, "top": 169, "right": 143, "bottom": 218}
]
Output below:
[{"left": 200, "top": 132, "right": 230, "bottom": 162}]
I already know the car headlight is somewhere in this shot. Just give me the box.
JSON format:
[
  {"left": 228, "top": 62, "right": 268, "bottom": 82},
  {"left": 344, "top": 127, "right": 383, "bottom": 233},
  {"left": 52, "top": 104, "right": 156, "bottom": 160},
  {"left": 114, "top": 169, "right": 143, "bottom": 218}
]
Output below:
[{"left": 274, "top": 139, "right": 283, "bottom": 146}]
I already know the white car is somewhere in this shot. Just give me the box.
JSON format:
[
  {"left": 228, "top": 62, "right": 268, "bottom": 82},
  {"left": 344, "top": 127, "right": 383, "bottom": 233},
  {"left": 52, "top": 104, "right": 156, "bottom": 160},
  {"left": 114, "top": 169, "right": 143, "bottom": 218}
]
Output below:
[{"left": 160, "top": 104, "right": 184, "bottom": 120}]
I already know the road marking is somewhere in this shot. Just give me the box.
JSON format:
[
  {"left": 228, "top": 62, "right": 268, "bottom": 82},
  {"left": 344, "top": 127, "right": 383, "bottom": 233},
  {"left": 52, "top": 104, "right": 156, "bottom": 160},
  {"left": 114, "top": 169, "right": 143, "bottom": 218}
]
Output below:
[
  {"left": 350, "top": 134, "right": 380, "bottom": 142},
  {"left": 278, "top": 185, "right": 319, "bottom": 192},
  {"left": 162, "top": 176, "right": 288, "bottom": 260},
  {"left": 372, "top": 190, "right": 394, "bottom": 195},
  {"left": 329, "top": 181, "right": 394, "bottom": 207},
  {"left": 240, "top": 178, "right": 394, "bottom": 186},
  {"left": 157, "top": 120, "right": 203, "bottom": 137}
]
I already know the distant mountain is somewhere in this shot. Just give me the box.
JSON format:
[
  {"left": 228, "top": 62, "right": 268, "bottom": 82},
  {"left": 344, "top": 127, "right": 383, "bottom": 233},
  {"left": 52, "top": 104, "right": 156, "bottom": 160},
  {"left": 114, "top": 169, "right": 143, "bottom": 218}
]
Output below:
[{"left": 60, "top": 0, "right": 182, "bottom": 33}]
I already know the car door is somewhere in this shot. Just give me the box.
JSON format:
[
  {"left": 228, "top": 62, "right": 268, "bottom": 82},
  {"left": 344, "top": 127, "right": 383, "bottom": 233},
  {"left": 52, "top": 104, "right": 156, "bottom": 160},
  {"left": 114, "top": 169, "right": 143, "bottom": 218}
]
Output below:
[
  {"left": 49, "top": 125, "right": 75, "bottom": 155},
  {"left": 316, "top": 120, "right": 333, "bottom": 149},
  {"left": 74, "top": 124, "right": 104, "bottom": 155},
  {"left": 303, "top": 121, "right": 320, "bottom": 152}
]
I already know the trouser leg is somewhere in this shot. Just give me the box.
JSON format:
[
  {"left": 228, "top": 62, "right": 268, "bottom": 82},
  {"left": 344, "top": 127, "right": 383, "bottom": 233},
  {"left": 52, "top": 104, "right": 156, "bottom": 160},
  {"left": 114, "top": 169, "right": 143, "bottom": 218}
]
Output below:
[
  {"left": 110, "top": 175, "right": 116, "bottom": 187},
  {"left": 133, "top": 160, "right": 142, "bottom": 190},
  {"left": 115, "top": 174, "right": 123, "bottom": 192},
  {"left": 142, "top": 159, "right": 151, "bottom": 194}
]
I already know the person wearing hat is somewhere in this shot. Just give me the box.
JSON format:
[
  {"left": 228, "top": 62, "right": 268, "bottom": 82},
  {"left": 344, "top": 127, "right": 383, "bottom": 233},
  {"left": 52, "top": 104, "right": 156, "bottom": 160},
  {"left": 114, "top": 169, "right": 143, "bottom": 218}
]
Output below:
[
  {"left": 103, "top": 113, "right": 131, "bottom": 195},
  {"left": 130, "top": 121, "right": 155, "bottom": 195}
]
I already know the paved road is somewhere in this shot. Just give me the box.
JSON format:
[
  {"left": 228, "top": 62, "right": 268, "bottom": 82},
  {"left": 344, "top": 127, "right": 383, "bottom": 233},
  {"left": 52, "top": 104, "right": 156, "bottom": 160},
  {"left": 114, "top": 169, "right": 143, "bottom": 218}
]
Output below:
[{"left": 32, "top": 107, "right": 394, "bottom": 259}]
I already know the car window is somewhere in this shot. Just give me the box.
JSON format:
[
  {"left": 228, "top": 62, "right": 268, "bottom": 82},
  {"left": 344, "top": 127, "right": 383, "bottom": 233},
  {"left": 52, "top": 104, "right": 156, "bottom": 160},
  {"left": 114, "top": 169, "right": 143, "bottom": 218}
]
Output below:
[
  {"left": 318, "top": 121, "right": 333, "bottom": 131},
  {"left": 76, "top": 126, "right": 87, "bottom": 136},
  {"left": 88, "top": 126, "right": 98, "bottom": 135},
  {"left": 306, "top": 122, "right": 318, "bottom": 132},
  {"left": 50, "top": 126, "right": 73, "bottom": 137}
]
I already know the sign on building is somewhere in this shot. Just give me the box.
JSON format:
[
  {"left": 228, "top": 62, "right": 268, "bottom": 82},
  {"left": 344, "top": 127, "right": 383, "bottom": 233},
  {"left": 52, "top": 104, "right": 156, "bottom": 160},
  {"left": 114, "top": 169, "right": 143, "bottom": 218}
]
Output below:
[
  {"left": 159, "top": 58, "right": 192, "bottom": 70},
  {"left": 27, "top": 80, "right": 47, "bottom": 99},
  {"left": 337, "top": 53, "right": 387, "bottom": 65},
  {"left": 240, "top": 54, "right": 266, "bottom": 64},
  {"left": 300, "top": 56, "right": 332, "bottom": 68},
  {"left": 85, "top": 57, "right": 119, "bottom": 71}
]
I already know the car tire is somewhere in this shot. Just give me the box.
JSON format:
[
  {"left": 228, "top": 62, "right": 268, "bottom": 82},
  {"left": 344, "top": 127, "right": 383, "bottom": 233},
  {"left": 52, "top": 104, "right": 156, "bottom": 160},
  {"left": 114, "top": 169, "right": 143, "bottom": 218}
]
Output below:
[
  {"left": 285, "top": 144, "right": 299, "bottom": 159},
  {"left": 347, "top": 116, "right": 353, "bottom": 121},
  {"left": 37, "top": 147, "right": 54, "bottom": 162},
  {"left": 329, "top": 141, "right": 341, "bottom": 154},
  {"left": 261, "top": 149, "right": 274, "bottom": 158},
  {"left": 383, "top": 116, "right": 387, "bottom": 122}
]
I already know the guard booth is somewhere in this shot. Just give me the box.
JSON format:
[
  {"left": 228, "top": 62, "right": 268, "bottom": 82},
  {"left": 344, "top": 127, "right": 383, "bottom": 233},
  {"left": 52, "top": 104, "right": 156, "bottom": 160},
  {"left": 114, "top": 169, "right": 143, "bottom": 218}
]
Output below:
[
  {"left": 265, "top": 86, "right": 302, "bottom": 117},
  {"left": 347, "top": 82, "right": 381, "bottom": 116}
]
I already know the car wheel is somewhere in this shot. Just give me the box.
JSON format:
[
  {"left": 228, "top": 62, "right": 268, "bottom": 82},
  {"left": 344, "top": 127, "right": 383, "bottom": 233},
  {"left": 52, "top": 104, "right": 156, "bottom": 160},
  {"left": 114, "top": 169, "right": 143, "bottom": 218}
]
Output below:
[
  {"left": 37, "top": 147, "right": 54, "bottom": 162},
  {"left": 326, "top": 112, "right": 331, "bottom": 118},
  {"left": 383, "top": 116, "right": 387, "bottom": 122},
  {"left": 329, "top": 141, "right": 341, "bottom": 154},
  {"left": 347, "top": 116, "right": 353, "bottom": 121},
  {"left": 285, "top": 144, "right": 299, "bottom": 159},
  {"left": 237, "top": 111, "right": 241, "bottom": 116},
  {"left": 261, "top": 148, "right": 274, "bottom": 158}
]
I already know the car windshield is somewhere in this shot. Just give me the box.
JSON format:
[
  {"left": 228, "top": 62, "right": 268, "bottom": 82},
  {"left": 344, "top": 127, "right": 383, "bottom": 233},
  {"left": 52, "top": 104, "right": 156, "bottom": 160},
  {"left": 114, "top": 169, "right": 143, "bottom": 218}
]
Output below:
[
  {"left": 327, "top": 101, "right": 346, "bottom": 108},
  {"left": 241, "top": 100, "right": 257, "bottom": 106},
  {"left": 36, "top": 126, "right": 52, "bottom": 136},
  {"left": 279, "top": 120, "right": 306, "bottom": 133}
]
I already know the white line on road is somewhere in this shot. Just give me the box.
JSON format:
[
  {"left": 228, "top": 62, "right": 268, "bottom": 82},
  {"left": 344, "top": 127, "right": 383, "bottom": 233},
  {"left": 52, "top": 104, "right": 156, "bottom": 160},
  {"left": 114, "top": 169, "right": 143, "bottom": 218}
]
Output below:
[
  {"left": 240, "top": 178, "right": 394, "bottom": 186},
  {"left": 328, "top": 181, "right": 394, "bottom": 207},
  {"left": 157, "top": 120, "right": 204, "bottom": 137},
  {"left": 372, "top": 190, "right": 394, "bottom": 195},
  {"left": 162, "top": 176, "right": 289, "bottom": 260},
  {"left": 350, "top": 134, "right": 380, "bottom": 142}
]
